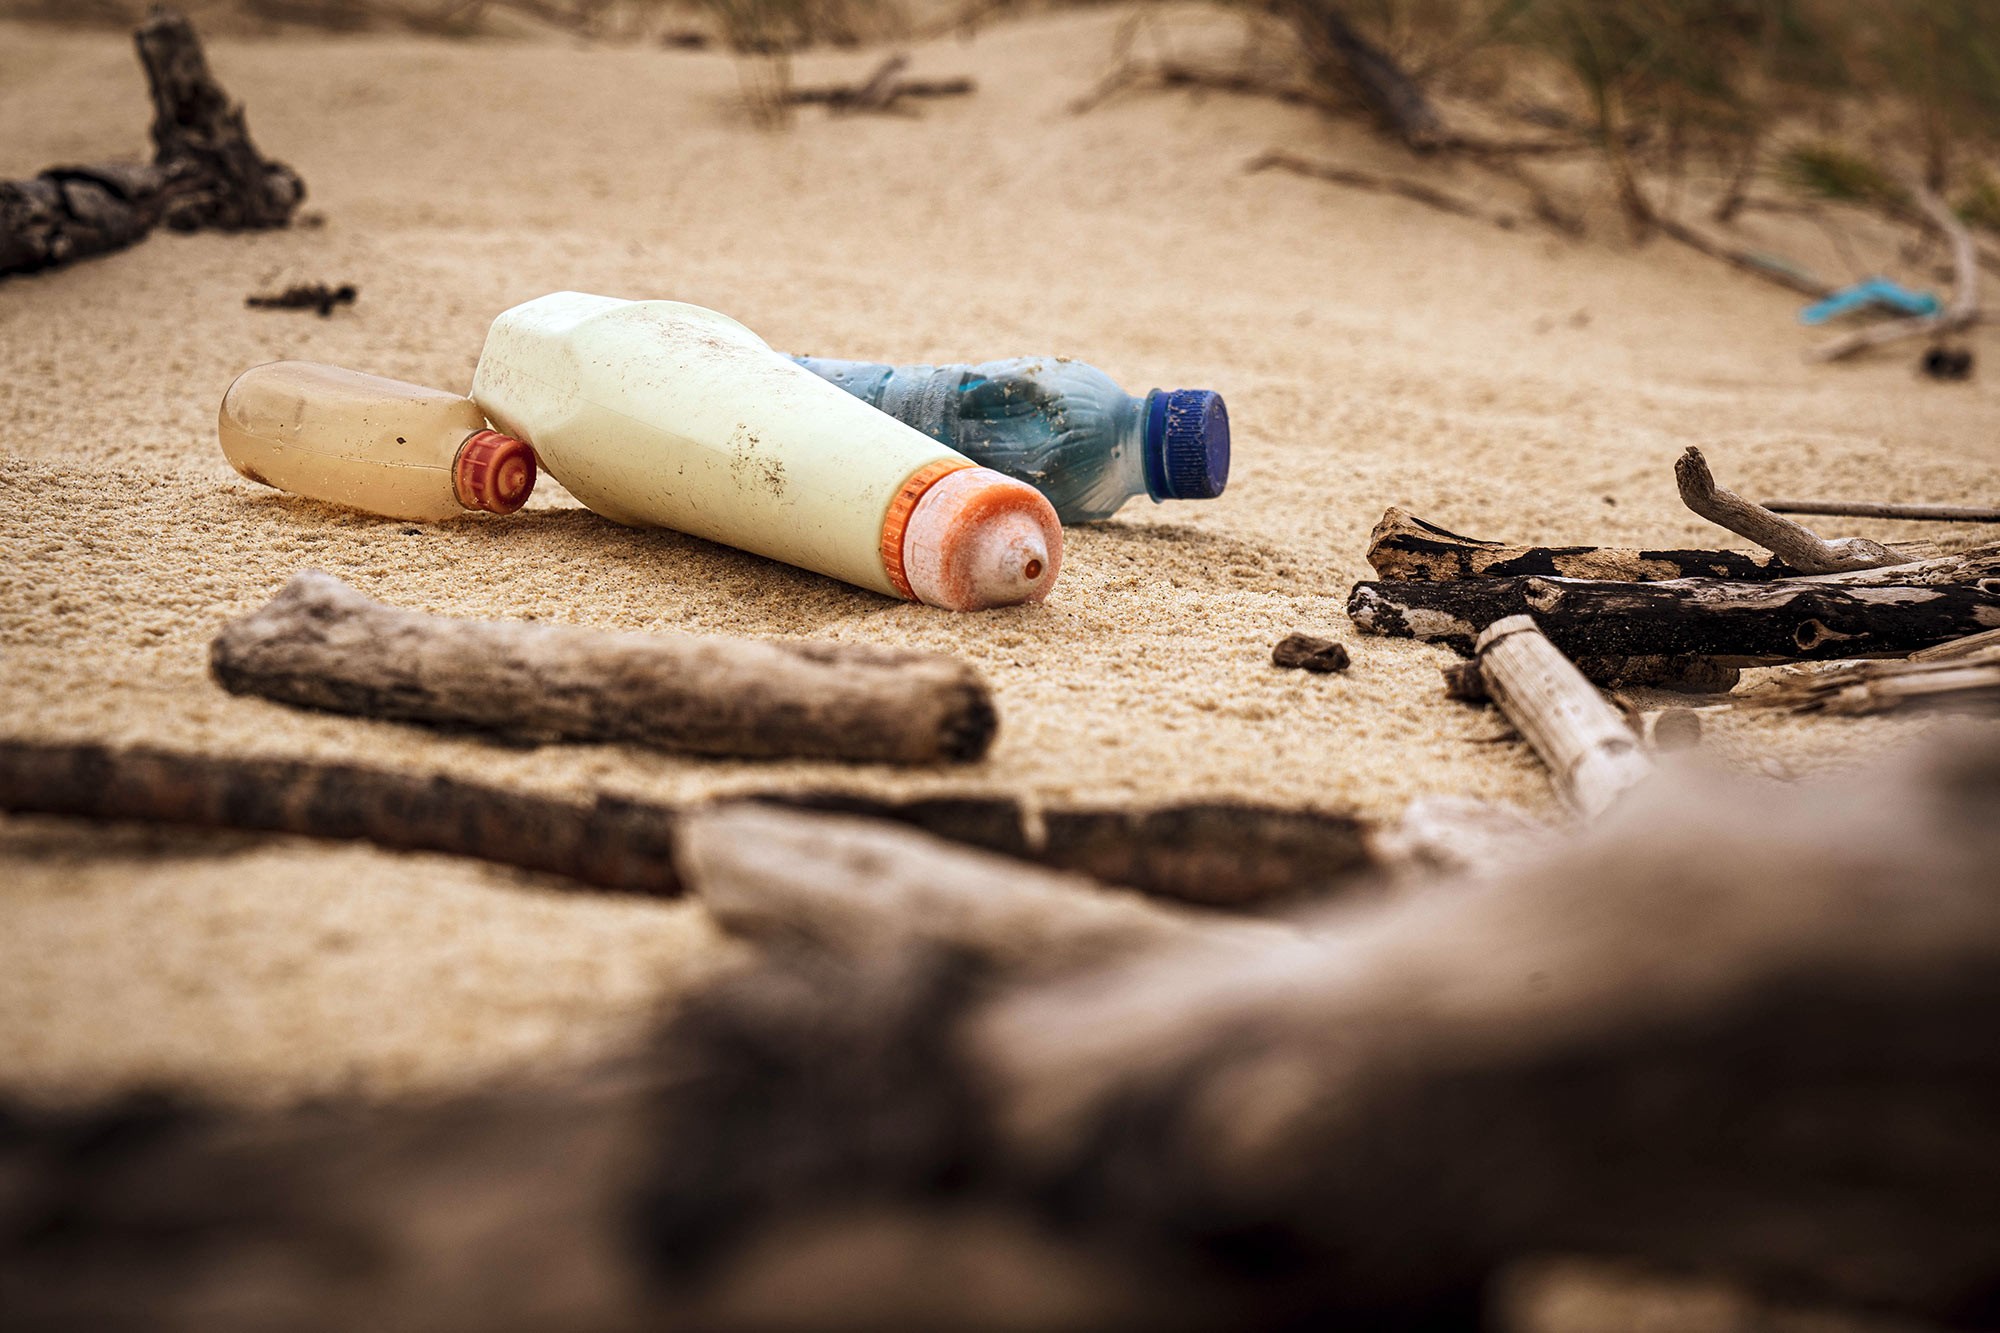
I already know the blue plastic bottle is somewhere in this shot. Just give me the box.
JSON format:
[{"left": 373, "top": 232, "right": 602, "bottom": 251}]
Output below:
[{"left": 790, "top": 355, "right": 1229, "bottom": 523}]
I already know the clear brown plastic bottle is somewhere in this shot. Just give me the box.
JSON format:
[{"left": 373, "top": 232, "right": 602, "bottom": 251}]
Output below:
[{"left": 218, "top": 361, "right": 536, "bottom": 521}]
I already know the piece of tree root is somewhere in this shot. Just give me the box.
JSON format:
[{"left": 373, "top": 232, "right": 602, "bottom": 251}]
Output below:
[
  {"left": 1813, "top": 184, "right": 1982, "bottom": 362},
  {"left": 9, "top": 737, "right": 1996, "bottom": 1329},
  {"left": 1473, "top": 615, "right": 1654, "bottom": 817},
  {"left": 1367, "top": 506, "right": 1798, "bottom": 582},
  {"left": 0, "top": 8, "right": 303, "bottom": 279},
  {"left": 1676, "top": 447, "right": 1901, "bottom": 573},
  {"left": 1349, "top": 545, "right": 2000, "bottom": 660},
  {"left": 209, "top": 571, "right": 998, "bottom": 764}
]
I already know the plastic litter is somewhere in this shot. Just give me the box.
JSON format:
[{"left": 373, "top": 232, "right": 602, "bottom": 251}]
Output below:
[
  {"left": 1799, "top": 278, "right": 1942, "bottom": 325},
  {"left": 792, "top": 354, "right": 1229, "bottom": 523},
  {"left": 471, "top": 293, "right": 1062, "bottom": 611},
  {"left": 218, "top": 361, "right": 535, "bottom": 521}
]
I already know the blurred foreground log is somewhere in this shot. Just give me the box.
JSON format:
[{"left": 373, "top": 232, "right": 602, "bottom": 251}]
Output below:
[
  {"left": 5, "top": 738, "right": 1998, "bottom": 1329},
  {"left": 211, "top": 571, "right": 998, "bottom": 764},
  {"left": 0, "top": 9, "right": 303, "bottom": 278}
]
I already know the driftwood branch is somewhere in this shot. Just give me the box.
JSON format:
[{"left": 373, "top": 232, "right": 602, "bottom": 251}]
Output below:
[
  {"left": 784, "top": 54, "right": 974, "bottom": 112},
  {"left": 1247, "top": 151, "right": 1519, "bottom": 229},
  {"left": 0, "top": 9, "right": 303, "bottom": 279},
  {"left": 1474, "top": 615, "right": 1654, "bottom": 817},
  {"left": 0, "top": 736, "right": 1375, "bottom": 907},
  {"left": 1762, "top": 498, "right": 2000, "bottom": 524},
  {"left": 1349, "top": 547, "right": 2000, "bottom": 660},
  {"left": 209, "top": 571, "right": 997, "bottom": 764},
  {"left": 1368, "top": 506, "right": 1798, "bottom": 581},
  {"left": 1676, "top": 446, "right": 1898, "bottom": 573},
  {"left": 1652, "top": 213, "right": 1835, "bottom": 299},
  {"left": 1813, "top": 184, "right": 1982, "bottom": 362},
  {"left": 0, "top": 738, "right": 687, "bottom": 895}
]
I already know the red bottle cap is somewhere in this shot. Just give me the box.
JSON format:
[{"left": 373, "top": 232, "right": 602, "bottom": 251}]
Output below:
[{"left": 453, "top": 429, "right": 537, "bottom": 514}]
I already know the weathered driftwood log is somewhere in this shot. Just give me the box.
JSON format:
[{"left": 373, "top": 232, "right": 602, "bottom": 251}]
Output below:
[
  {"left": 1676, "top": 447, "right": 1898, "bottom": 573},
  {"left": 1912, "top": 626, "right": 2000, "bottom": 661},
  {"left": 0, "top": 738, "right": 686, "bottom": 895},
  {"left": 1763, "top": 498, "right": 2000, "bottom": 524},
  {"left": 678, "top": 804, "right": 1295, "bottom": 976},
  {"left": 1442, "top": 655, "right": 1740, "bottom": 699},
  {"left": 1474, "top": 616, "right": 1654, "bottom": 817},
  {"left": 1350, "top": 547, "right": 2000, "bottom": 660},
  {"left": 5, "top": 738, "right": 2000, "bottom": 1330},
  {"left": 0, "top": 9, "right": 303, "bottom": 279},
  {"left": 1367, "top": 506, "right": 1794, "bottom": 582},
  {"left": 210, "top": 571, "right": 997, "bottom": 764}
]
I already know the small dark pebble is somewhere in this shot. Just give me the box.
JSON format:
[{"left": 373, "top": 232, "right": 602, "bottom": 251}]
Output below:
[
  {"left": 246, "top": 282, "right": 358, "bottom": 318},
  {"left": 1272, "top": 633, "right": 1351, "bottom": 673},
  {"left": 1921, "top": 346, "right": 1974, "bottom": 381}
]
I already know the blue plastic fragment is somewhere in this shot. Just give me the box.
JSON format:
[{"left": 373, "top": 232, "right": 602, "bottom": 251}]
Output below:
[{"left": 1799, "top": 278, "right": 1943, "bottom": 325}]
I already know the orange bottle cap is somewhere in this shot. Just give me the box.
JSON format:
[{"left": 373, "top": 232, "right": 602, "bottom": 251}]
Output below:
[
  {"left": 895, "top": 467, "right": 1062, "bottom": 611},
  {"left": 454, "top": 429, "right": 537, "bottom": 514}
]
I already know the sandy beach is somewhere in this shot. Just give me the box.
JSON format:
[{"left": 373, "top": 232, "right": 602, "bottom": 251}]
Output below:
[{"left": 2, "top": 5, "right": 1995, "bottom": 1108}]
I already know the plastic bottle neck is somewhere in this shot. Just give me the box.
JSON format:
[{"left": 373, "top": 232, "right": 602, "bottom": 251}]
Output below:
[{"left": 1127, "top": 392, "right": 1164, "bottom": 501}]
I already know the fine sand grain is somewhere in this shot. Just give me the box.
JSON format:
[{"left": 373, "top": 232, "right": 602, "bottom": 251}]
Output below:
[{"left": 2, "top": 6, "right": 1995, "bottom": 1105}]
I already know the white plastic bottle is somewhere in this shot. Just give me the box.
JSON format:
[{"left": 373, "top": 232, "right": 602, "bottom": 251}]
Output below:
[
  {"left": 219, "top": 361, "right": 536, "bottom": 521},
  {"left": 469, "top": 293, "right": 1063, "bottom": 611}
]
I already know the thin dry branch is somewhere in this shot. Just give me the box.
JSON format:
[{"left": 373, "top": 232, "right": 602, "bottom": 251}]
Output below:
[
  {"left": 1247, "top": 151, "right": 1514, "bottom": 228},
  {"left": 1761, "top": 499, "right": 2000, "bottom": 524},
  {"left": 1812, "top": 184, "right": 1982, "bottom": 362},
  {"left": 1676, "top": 447, "right": 1899, "bottom": 573},
  {"left": 783, "top": 54, "right": 976, "bottom": 113}
]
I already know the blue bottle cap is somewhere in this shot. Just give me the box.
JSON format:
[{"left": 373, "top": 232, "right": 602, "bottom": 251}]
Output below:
[{"left": 1144, "top": 390, "right": 1230, "bottom": 501}]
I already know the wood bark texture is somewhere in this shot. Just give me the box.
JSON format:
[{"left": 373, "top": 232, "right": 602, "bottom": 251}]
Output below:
[
  {"left": 1752, "top": 649, "right": 2000, "bottom": 717},
  {"left": 1443, "top": 655, "right": 1740, "bottom": 699},
  {"left": 1350, "top": 547, "right": 2000, "bottom": 660},
  {"left": 0, "top": 738, "right": 685, "bottom": 895},
  {"left": 1676, "top": 447, "right": 1897, "bottom": 573},
  {"left": 0, "top": 9, "right": 303, "bottom": 278},
  {"left": 1367, "top": 506, "right": 1795, "bottom": 581},
  {"left": 209, "top": 571, "right": 998, "bottom": 763},
  {"left": 1473, "top": 615, "right": 1654, "bottom": 817}
]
